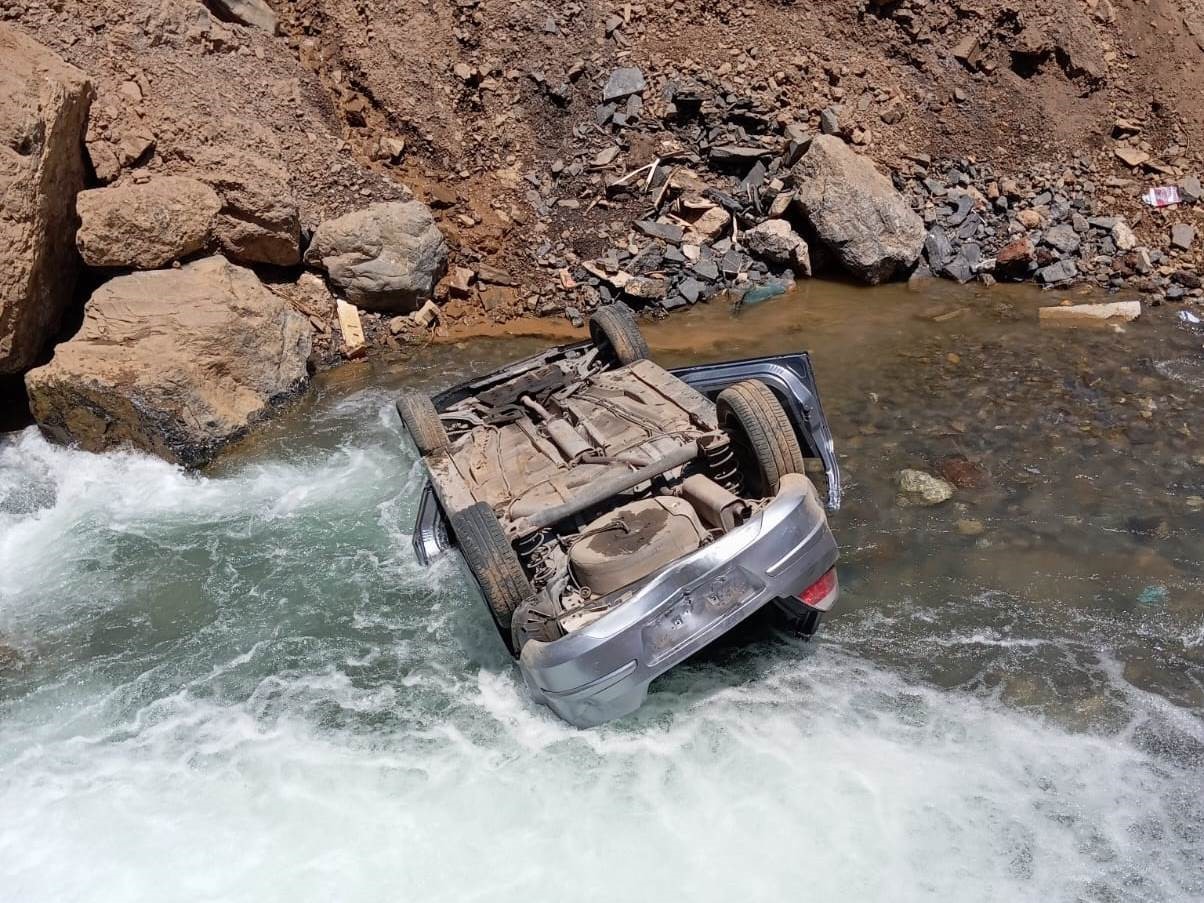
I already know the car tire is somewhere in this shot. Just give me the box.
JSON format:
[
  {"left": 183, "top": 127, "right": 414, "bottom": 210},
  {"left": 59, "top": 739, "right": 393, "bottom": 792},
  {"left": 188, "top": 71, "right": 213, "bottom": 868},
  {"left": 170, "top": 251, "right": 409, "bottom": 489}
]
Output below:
[
  {"left": 448, "top": 502, "right": 533, "bottom": 655},
  {"left": 395, "top": 390, "right": 449, "bottom": 456},
  {"left": 716, "top": 379, "right": 806, "bottom": 497},
  {"left": 589, "top": 304, "right": 649, "bottom": 366}
]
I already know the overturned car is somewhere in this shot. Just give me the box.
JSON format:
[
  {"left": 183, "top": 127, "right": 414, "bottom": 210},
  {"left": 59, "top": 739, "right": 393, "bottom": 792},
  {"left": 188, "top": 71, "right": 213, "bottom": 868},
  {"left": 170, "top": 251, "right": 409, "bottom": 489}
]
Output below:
[{"left": 399, "top": 304, "right": 841, "bottom": 727}]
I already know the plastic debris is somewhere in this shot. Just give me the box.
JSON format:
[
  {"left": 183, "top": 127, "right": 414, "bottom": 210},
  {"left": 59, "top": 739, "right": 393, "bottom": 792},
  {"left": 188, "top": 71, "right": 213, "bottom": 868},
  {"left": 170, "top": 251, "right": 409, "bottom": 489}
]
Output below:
[
  {"left": 1137, "top": 585, "right": 1169, "bottom": 606},
  {"left": 734, "top": 276, "right": 794, "bottom": 308},
  {"left": 1179, "top": 310, "right": 1202, "bottom": 324},
  {"left": 1142, "top": 186, "right": 1181, "bottom": 207}
]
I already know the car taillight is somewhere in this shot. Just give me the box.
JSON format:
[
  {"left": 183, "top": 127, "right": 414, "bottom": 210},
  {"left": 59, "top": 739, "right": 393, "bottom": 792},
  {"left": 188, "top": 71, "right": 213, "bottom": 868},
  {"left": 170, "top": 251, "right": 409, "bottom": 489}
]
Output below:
[{"left": 796, "top": 567, "right": 839, "bottom": 612}]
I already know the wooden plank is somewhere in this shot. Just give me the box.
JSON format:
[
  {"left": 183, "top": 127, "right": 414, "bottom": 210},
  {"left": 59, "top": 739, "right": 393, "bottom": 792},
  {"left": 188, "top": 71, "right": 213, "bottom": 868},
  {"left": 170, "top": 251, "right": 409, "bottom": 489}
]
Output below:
[
  {"left": 335, "top": 299, "right": 367, "bottom": 358},
  {"left": 1038, "top": 301, "right": 1141, "bottom": 324}
]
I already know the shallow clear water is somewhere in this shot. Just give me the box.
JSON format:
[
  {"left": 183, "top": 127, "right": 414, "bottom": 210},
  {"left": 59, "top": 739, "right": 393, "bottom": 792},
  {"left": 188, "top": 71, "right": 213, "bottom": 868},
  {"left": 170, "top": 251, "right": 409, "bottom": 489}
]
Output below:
[{"left": 2, "top": 284, "right": 1203, "bottom": 902}]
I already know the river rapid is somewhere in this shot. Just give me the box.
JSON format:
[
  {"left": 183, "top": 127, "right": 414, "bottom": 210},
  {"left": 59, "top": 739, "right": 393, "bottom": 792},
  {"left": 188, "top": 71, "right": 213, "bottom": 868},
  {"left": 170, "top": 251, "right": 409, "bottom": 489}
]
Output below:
[{"left": 2, "top": 282, "right": 1202, "bottom": 902}]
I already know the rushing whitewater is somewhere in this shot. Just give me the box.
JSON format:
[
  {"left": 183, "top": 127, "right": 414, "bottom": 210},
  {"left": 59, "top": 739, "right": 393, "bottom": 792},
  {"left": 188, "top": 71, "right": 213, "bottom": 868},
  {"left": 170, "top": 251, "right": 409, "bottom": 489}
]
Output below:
[{"left": 2, "top": 379, "right": 1201, "bottom": 903}]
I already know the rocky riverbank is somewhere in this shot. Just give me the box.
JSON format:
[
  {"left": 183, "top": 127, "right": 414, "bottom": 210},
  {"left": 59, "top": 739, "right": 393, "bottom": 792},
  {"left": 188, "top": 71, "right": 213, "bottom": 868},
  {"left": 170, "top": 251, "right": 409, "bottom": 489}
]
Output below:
[{"left": 2, "top": 2, "right": 1203, "bottom": 465}]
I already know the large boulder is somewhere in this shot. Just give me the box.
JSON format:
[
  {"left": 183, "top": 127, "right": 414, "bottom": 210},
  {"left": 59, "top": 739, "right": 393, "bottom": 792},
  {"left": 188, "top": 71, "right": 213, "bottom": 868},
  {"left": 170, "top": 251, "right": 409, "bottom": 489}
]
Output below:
[
  {"left": 0, "top": 25, "right": 93, "bottom": 375},
  {"left": 304, "top": 201, "right": 448, "bottom": 312},
  {"left": 181, "top": 146, "right": 302, "bottom": 266},
  {"left": 75, "top": 176, "right": 222, "bottom": 269},
  {"left": 25, "top": 256, "right": 312, "bottom": 467},
  {"left": 791, "top": 135, "right": 925, "bottom": 284},
  {"left": 207, "top": 0, "right": 279, "bottom": 33}
]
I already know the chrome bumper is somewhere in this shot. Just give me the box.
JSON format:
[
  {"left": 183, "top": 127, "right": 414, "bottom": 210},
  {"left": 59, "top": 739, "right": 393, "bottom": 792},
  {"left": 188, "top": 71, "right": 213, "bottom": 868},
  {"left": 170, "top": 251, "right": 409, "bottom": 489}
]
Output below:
[{"left": 518, "top": 473, "right": 838, "bottom": 728}]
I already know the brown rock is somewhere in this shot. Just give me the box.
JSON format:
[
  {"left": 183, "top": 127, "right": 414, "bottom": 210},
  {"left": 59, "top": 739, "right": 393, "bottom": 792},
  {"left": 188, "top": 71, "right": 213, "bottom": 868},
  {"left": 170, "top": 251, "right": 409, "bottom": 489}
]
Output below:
[
  {"left": 180, "top": 146, "right": 301, "bottom": 266},
  {"left": 75, "top": 177, "right": 221, "bottom": 269},
  {"left": 25, "top": 256, "right": 312, "bottom": 466},
  {"left": 995, "top": 237, "right": 1035, "bottom": 278},
  {"left": 0, "top": 25, "right": 93, "bottom": 375}
]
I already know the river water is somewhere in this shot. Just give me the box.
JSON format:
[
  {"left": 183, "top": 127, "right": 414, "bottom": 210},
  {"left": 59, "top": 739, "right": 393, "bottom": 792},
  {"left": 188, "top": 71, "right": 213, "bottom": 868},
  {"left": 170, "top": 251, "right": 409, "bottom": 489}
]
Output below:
[{"left": 1, "top": 283, "right": 1202, "bottom": 902}]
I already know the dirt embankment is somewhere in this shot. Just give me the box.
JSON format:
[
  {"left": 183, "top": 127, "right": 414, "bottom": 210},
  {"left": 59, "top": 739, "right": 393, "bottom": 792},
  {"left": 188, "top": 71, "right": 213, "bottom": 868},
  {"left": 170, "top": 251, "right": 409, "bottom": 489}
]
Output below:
[{"left": 5, "top": 0, "right": 1204, "bottom": 336}]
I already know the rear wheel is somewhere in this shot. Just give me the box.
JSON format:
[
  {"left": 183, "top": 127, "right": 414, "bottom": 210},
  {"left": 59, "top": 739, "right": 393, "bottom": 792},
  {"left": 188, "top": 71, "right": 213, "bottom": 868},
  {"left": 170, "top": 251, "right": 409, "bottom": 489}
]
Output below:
[
  {"left": 395, "top": 391, "right": 449, "bottom": 456},
  {"left": 448, "top": 502, "right": 532, "bottom": 655},
  {"left": 589, "top": 304, "right": 649, "bottom": 366},
  {"left": 716, "top": 379, "right": 806, "bottom": 497}
]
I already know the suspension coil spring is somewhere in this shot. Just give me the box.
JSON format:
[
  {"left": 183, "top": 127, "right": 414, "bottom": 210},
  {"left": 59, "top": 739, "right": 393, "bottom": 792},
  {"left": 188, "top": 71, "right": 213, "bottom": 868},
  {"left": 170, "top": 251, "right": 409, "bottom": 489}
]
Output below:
[
  {"left": 701, "top": 434, "right": 741, "bottom": 493},
  {"left": 515, "top": 530, "right": 555, "bottom": 584}
]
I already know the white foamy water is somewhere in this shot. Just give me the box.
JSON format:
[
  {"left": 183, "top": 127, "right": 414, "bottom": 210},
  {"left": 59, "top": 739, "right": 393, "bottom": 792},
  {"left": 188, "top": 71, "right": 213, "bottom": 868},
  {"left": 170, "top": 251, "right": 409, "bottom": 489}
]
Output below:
[{"left": 2, "top": 400, "right": 1202, "bottom": 903}]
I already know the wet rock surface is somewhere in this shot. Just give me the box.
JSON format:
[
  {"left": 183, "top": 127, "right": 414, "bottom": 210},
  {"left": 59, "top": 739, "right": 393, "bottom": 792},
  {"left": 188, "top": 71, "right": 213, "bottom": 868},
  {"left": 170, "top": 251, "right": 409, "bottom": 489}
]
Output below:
[
  {"left": 0, "top": 24, "right": 93, "bottom": 375},
  {"left": 24, "top": 256, "right": 312, "bottom": 466}
]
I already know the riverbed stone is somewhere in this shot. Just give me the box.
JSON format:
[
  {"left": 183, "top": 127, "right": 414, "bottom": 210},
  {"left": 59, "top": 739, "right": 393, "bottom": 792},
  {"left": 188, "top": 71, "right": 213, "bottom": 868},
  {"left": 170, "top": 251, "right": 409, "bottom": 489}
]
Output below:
[
  {"left": 743, "top": 219, "right": 812, "bottom": 275},
  {"left": 791, "top": 136, "right": 925, "bottom": 283},
  {"left": 75, "top": 176, "right": 222, "bottom": 269},
  {"left": 895, "top": 469, "right": 955, "bottom": 506},
  {"left": 0, "top": 25, "right": 93, "bottom": 375},
  {"left": 24, "top": 256, "right": 312, "bottom": 467},
  {"left": 304, "top": 201, "right": 448, "bottom": 312}
]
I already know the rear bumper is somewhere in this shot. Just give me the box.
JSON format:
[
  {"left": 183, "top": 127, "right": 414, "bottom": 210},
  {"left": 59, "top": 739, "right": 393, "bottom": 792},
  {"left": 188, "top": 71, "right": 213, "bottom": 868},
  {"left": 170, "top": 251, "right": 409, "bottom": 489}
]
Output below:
[{"left": 518, "top": 473, "right": 838, "bottom": 727}]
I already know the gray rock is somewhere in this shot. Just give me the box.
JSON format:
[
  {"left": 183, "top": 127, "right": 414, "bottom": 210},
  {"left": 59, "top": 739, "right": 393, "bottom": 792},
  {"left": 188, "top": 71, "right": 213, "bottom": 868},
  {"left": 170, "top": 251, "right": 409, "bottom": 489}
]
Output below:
[
  {"left": 946, "top": 193, "right": 974, "bottom": 227},
  {"left": 304, "top": 201, "right": 448, "bottom": 312},
  {"left": 743, "top": 219, "right": 812, "bottom": 275},
  {"left": 1179, "top": 175, "right": 1202, "bottom": 204},
  {"left": 25, "top": 257, "right": 311, "bottom": 466},
  {"left": 635, "top": 220, "right": 684, "bottom": 243},
  {"left": 1043, "top": 224, "right": 1081, "bottom": 255},
  {"left": 0, "top": 26, "right": 93, "bottom": 375},
  {"left": 820, "top": 107, "right": 840, "bottom": 135},
  {"left": 895, "top": 469, "right": 954, "bottom": 506},
  {"left": 602, "top": 67, "right": 645, "bottom": 101},
  {"left": 1170, "top": 223, "right": 1196, "bottom": 250},
  {"left": 924, "top": 227, "right": 954, "bottom": 268},
  {"left": 1038, "top": 259, "right": 1079, "bottom": 284},
  {"left": 791, "top": 135, "right": 925, "bottom": 283}
]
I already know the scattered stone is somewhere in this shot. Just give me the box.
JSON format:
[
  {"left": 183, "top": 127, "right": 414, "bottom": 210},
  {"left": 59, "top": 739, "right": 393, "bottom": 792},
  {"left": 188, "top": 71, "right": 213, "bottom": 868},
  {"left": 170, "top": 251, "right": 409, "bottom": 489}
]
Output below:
[
  {"left": 1180, "top": 175, "right": 1202, "bottom": 204},
  {"left": 1016, "top": 209, "right": 1043, "bottom": 229},
  {"left": 634, "top": 219, "right": 684, "bottom": 244},
  {"left": 743, "top": 219, "right": 812, "bottom": 275},
  {"left": 0, "top": 25, "right": 93, "bottom": 375},
  {"left": 207, "top": 0, "right": 278, "bottom": 33},
  {"left": 956, "top": 518, "right": 986, "bottom": 537},
  {"left": 1170, "top": 223, "right": 1196, "bottom": 250},
  {"left": 25, "top": 257, "right": 312, "bottom": 466},
  {"left": 1114, "top": 146, "right": 1150, "bottom": 168},
  {"left": 1043, "top": 224, "right": 1081, "bottom": 255},
  {"left": 1038, "top": 300, "right": 1141, "bottom": 323},
  {"left": 1037, "top": 259, "right": 1078, "bottom": 284},
  {"left": 819, "top": 107, "right": 840, "bottom": 135},
  {"left": 1112, "top": 219, "right": 1137, "bottom": 251},
  {"left": 410, "top": 298, "right": 440, "bottom": 327},
  {"left": 304, "top": 201, "right": 448, "bottom": 312},
  {"left": 995, "top": 237, "right": 1035, "bottom": 278},
  {"left": 791, "top": 136, "right": 925, "bottom": 283},
  {"left": 75, "top": 177, "right": 221, "bottom": 269},
  {"left": 896, "top": 469, "right": 955, "bottom": 506},
  {"left": 602, "top": 67, "right": 645, "bottom": 101}
]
